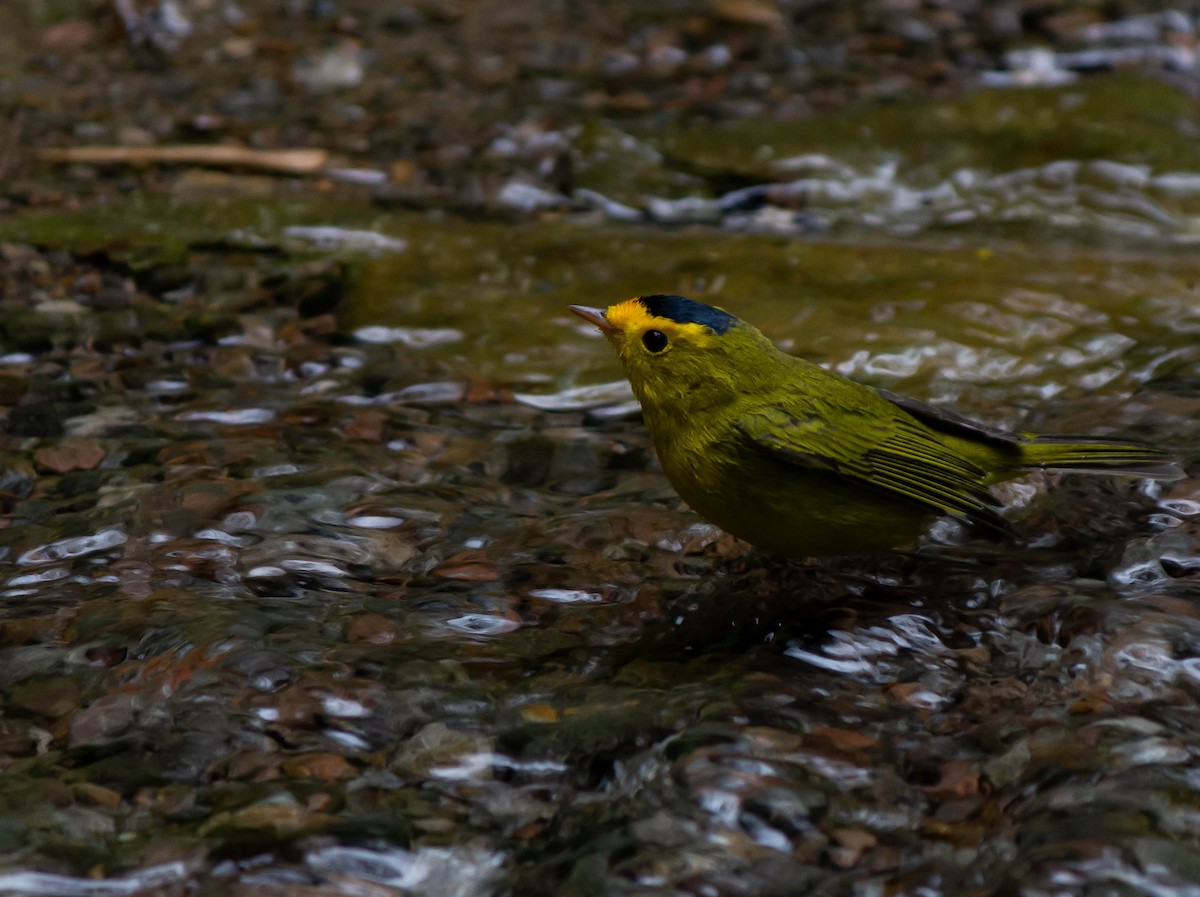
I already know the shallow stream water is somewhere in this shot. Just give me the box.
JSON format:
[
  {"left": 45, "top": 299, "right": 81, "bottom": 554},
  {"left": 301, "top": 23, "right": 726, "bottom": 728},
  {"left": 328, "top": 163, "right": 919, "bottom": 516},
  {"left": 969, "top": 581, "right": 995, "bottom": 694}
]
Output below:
[{"left": 3, "top": 216, "right": 1200, "bottom": 897}]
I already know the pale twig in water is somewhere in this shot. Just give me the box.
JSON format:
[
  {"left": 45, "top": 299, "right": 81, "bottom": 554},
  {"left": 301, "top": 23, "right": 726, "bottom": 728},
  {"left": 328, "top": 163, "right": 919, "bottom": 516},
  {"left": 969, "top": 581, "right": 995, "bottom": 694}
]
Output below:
[{"left": 37, "top": 145, "right": 331, "bottom": 176}]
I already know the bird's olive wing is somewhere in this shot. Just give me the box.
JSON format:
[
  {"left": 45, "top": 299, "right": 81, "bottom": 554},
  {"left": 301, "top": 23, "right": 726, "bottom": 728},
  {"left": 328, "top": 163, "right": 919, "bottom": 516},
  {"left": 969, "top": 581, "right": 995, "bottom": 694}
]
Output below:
[{"left": 734, "top": 407, "right": 1013, "bottom": 535}]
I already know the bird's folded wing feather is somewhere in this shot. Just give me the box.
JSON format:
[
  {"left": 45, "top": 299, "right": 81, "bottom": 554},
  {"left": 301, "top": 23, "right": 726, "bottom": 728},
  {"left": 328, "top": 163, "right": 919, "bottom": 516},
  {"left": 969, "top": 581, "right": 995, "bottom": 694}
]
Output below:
[
  {"left": 875, "top": 387, "right": 1023, "bottom": 446},
  {"left": 734, "top": 406, "right": 1013, "bottom": 534}
]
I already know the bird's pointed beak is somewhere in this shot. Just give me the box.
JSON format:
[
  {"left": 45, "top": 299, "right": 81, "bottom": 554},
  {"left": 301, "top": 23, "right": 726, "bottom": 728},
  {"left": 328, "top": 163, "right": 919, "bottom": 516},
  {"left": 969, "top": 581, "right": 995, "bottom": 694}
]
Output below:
[{"left": 569, "top": 305, "right": 618, "bottom": 336}]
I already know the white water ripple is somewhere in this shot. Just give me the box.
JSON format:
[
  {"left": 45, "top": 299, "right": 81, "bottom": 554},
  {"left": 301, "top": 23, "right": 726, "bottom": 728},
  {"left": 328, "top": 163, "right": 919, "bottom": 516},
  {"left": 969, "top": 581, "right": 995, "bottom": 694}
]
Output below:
[{"left": 18, "top": 529, "right": 127, "bottom": 566}]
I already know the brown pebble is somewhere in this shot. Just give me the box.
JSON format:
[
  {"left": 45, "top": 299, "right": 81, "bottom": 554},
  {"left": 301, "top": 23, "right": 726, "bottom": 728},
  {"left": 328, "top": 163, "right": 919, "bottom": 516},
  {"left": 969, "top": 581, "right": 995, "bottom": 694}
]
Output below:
[
  {"left": 827, "top": 827, "right": 877, "bottom": 868},
  {"left": 39, "top": 20, "right": 96, "bottom": 52},
  {"left": 519, "top": 704, "right": 559, "bottom": 723},
  {"left": 282, "top": 753, "right": 354, "bottom": 782},
  {"left": 34, "top": 441, "right": 107, "bottom": 473},
  {"left": 433, "top": 562, "right": 503, "bottom": 582},
  {"left": 71, "top": 782, "right": 123, "bottom": 808},
  {"left": 346, "top": 613, "right": 399, "bottom": 644},
  {"left": 341, "top": 408, "right": 387, "bottom": 442},
  {"left": 806, "top": 726, "right": 879, "bottom": 754}
]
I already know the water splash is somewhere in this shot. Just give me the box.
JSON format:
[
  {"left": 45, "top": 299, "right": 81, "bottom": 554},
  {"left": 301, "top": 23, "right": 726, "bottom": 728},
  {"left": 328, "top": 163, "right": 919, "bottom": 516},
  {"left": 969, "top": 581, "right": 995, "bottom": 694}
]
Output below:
[
  {"left": 354, "top": 325, "right": 463, "bottom": 347},
  {"left": 177, "top": 408, "right": 275, "bottom": 424},
  {"left": 281, "top": 225, "right": 407, "bottom": 253},
  {"left": 528, "top": 588, "right": 605, "bottom": 604},
  {"left": 445, "top": 615, "right": 522, "bottom": 636},
  {"left": 515, "top": 380, "right": 636, "bottom": 412},
  {"left": 0, "top": 863, "right": 190, "bottom": 896},
  {"left": 785, "top": 614, "right": 949, "bottom": 681},
  {"left": 305, "top": 846, "right": 504, "bottom": 897},
  {"left": 1110, "top": 530, "right": 1200, "bottom": 589},
  {"left": 18, "top": 529, "right": 127, "bottom": 566},
  {"left": 593, "top": 152, "right": 1200, "bottom": 243}
]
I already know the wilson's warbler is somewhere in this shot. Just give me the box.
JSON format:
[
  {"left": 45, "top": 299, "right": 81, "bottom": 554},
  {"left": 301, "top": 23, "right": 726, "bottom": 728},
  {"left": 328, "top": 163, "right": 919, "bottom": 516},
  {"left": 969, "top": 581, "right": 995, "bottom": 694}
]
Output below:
[{"left": 570, "top": 294, "right": 1181, "bottom": 557}]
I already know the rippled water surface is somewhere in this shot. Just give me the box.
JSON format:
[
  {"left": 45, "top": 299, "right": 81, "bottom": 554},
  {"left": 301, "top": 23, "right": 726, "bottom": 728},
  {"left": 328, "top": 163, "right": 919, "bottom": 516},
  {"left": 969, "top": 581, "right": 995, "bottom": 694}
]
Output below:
[{"left": 5, "top": 3, "right": 1200, "bottom": 894}]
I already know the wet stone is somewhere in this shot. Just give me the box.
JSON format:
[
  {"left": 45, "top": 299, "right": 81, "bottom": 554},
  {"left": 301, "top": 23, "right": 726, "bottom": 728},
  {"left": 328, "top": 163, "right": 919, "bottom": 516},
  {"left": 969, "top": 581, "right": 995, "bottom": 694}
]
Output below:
[
  {"left": 392, "top": 723, "right": 493, "bottom": 779},
  {"left": 68, "top": 693, "right": 138, "bottom": 746},
  {"left": 280, "top": 752, "right": 356, "bottom": 782},
  {"left": 8, "top": 676, "right": 81, "bottom": 720},
  {"left": 33, "top": 441, "right": 109, "bottom": 474},
  {"left": 345, "top": 613, "right": 400, "bottom": 645}
]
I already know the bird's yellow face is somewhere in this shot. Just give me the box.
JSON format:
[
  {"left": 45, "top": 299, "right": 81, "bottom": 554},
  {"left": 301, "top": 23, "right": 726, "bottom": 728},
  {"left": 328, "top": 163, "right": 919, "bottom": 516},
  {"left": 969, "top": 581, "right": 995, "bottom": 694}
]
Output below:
[
  {"left": 570, "top": 295, "right": 750, "bottom": 424},
  {"left": 600, "top": 297, "right": 719, "bottom": 386}
]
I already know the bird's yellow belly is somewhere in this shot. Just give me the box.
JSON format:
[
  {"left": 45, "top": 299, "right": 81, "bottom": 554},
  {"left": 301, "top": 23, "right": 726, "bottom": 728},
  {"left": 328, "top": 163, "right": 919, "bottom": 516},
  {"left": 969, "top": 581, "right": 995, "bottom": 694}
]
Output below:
[{"left": 659, "top": 446, "right": 934, "bottom": 558}]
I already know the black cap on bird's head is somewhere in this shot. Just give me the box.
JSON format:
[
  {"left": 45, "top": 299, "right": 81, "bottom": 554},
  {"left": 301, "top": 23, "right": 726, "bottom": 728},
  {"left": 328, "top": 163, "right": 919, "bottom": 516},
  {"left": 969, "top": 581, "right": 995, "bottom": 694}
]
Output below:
[{"left": 636, "top": 295, "right": 738, "bottom": 335}]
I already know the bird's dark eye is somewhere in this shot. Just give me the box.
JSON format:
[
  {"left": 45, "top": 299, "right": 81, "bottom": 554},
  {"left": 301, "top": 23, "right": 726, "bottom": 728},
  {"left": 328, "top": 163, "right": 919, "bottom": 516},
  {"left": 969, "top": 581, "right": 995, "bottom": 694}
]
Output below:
[{"left": 642, "top": 329, "right": 668, "bottom": 353}]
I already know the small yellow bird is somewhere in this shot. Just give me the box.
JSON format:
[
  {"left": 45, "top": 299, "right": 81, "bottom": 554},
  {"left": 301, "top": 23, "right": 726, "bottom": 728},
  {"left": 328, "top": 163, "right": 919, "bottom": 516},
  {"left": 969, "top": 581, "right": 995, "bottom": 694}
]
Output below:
[{"left": 570, "top": 294, "right": 1181, "bottom": 557}]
